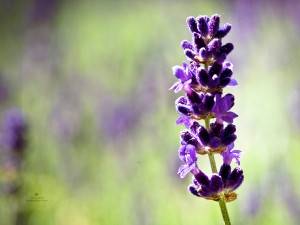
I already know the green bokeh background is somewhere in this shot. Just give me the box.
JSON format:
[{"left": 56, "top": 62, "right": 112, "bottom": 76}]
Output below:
[{"left": 1, "top": 0, "right": 300, "bottom": 224}]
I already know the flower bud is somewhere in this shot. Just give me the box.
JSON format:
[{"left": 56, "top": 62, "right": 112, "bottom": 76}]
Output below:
[
  {"left": 207, "top": 38, "right": 222, "bottom": 54},
  {"left": 215, "top": 23, "right": 232, "bottom": 39},
  {"left": 208, "top": 14, "right": 220, "bottom": 36},
  {"left": 219, "top": 43, "right": 234, "bottom": 55},
  {"left": 184, "top": 49, "right": 197, "bottom": 60},
  {"left": 197, "top": 69, "right": 210, "bottom": 86},
  {"left": 197, "top": 16, "right": 209, "bottom": 36},
  {"left": 193, "top": 33, "right": 206, "bottom": 51},
  {"left": 186, "top": 16, "right": 199, "bottom": 33},
  {"left": 181, "top": 40, "right": 193, "bottom": 50},
  {"left": 225, "top": 168, "right": 244, "bottom": 191}
]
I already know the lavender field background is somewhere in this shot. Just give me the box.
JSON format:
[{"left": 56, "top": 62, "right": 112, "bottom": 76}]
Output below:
[{"left": 1, "top": 0, "right": 300, "bottom": 224}]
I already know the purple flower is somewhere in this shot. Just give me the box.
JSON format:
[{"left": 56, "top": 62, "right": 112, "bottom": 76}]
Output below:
[
  {"left": 181, "top": 15, "right": 236, "bottom": 73},
  {"left": 221, "top": 143, "right": 242, "bottom": 166},
  {"left": 174, "top": 91, "right": 215, "bottom": 126},
  {"left": 169, "top": 62, "right": 193, "bottom": 93},
  {"left": 222, "top": 62, "right": 238, "bottom": 87},
  {"left": 186, "top": 16, "right": 199, "bottom": 34},
  {"left": 207, "top": 38, "right": 222, "bottom": 55},
  {"left": 181, "top": 40, "right": 194, "bottom": 50},
  {"left": 190, "top": 121, "right": 200, "bottom": 134},
  {"left": 189, "top": 171, "right": 224, "bottom": 199},
  {"left": 171, "top": 14, "right": 244, "bottom": 205},
  {"left": 219, "top": 163, "right": 244, "bottom": 193},
  {"left": 29, "top": 0, "right": 58, "bottom": 25},
  {"left": 175, "top": 115, "right": 194, "bottom": 128},
  {"left": 193, "top": 33, "right": 206, "bottom": 52},
  {"left": 196, "top": 61, "right": 238, "bottom": 92},
  {"left": 191, "top": 93, "right": 215, "bottom": 116},
  {"left": 198, "top": 122, "right": 237, "bottom": 150},
  {"left": 182, "top": 87, "right": 215, "bottom": 116},
  {"left": 224, "top": 167, "right": 244, "bottom": 191},
  {"left": 208, "top": 14, "right": 220, "bottom": 37},
  {"left": 176, "top": 103, "right": 192, "bottom": 115},
  {"left": 218, "top": 157, "right": 244, "bottom": 194},
  {"left": 179, "top": 130, "right": 205, "bottom": 155},
  {"left": 175, "top": 96, "right": 194, "bottom": 127},
  {"left": 189, "top": 165, "right": 244, "bottom": 200},
  {"left": 213, "top": 93, "right": 238, "bottom": 123},
  {"left": 177, "top": 144, "right": 199, "bottom": 178},
  {"left": 1, "top": 109, "right": 27, "bottom": 152},
  {"left": 196, "top": 16, "right": 209, "bottom": 37}
]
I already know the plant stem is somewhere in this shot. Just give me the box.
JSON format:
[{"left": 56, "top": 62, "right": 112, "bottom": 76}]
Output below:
[
  {"left": 204, "top": 117, "right": 231, "bottom": 225},
  {"left": 218, "top": 194, "right": 231, "bottom": 225}
]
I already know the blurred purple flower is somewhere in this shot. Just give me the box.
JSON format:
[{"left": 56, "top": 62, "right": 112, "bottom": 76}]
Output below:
[
  {"left": 29, "top": 0, "right": 58, "bottom": 24},
  {"left": 1, "top": 108, "right": 27, "bottom": 152},
  {"left": 98, "top": 98, "right": 140, "bottom": 143},
  {"left": 0, "top": 108, "right": 28, "bottom": 194},
  {"left": 97, "top": 71, "right": 156, "bottom": 145},
  {"left": 242, "top": 188, "right": 263, "bottom": 218}
]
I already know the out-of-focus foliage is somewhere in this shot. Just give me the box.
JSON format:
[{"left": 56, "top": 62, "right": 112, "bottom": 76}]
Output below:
[{"left": 0, "top": 0, "right": 300, "bottom": 224}]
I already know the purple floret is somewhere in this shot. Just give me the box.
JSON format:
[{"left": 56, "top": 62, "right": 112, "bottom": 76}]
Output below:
[
  {"left": 215, "top": 23, "right": 232, "bottom": 39},
  {"left": 198, "top": 122, "right": 237, "bottom": 149},
  {"left": 213, "top": 93, "right": 238, "bottom": 124},
  {"left": 170, "top": 62, "right": 193, "bottom": 93},
  {"left": 186, "top": 16, "right": 199, "bottom": 34},
  {"left": 208, "top": 14, "right": 220, "bottom": 36},
  {"left": 175, "top": 115, "right": 194, "bottom": 128},
  {"left": 189, "top": 170, "right": 224, "bottom": 198},
  {"left": 178, "top": 144, "right": 199, "bottom": 178},
  {"left": 225, "top": 167, "right": 244, "bottom": 191},
  {"left": 221, "top": 143, "right": 242, "bottom": 166}
]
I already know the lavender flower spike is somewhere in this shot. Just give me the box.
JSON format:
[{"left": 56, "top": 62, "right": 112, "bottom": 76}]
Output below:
[{"left": 170, "top": 14, "right": 243, "bottom": 225}]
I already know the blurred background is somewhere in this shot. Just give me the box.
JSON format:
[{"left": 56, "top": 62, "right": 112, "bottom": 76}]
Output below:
[{"left": 0, "top": 0, "right": 300, "bottom": 224}]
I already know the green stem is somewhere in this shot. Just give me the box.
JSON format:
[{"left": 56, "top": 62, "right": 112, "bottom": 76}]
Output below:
[
  {"left": 218, "top": 194, "right": 231, "bottom": 225},
  {"left": 208, "top": 152, "right": 218, "bottom": 173},
  {"left": 204, "top": 117, "right": 231, "bottom": 225}
]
